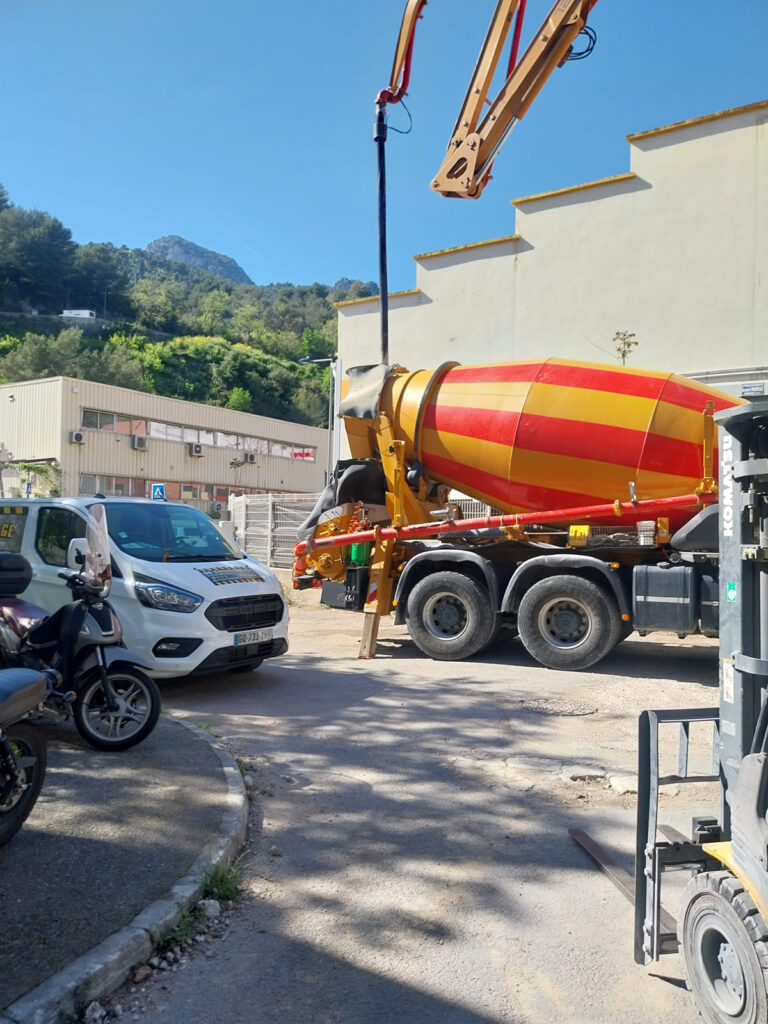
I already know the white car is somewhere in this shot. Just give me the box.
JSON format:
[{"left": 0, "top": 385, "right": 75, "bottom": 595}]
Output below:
[{"left": 0, "top": 497, "right": 288, "bottom": 678}]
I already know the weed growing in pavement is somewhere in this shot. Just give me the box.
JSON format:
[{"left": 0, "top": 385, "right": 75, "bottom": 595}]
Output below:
[
  {"left": 202, "top": 862, "right": 242, "bottom": 903},
  {"left": 161, "top": 906, "right": 201, "bottom": 950},
  {"left": 195, "top": 721, "right": 213, "bottom": 732}
]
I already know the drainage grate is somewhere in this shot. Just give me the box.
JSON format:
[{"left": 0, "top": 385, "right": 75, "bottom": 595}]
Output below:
[{"left": 513, "top": 698, "right": 598, "bottom": 717}]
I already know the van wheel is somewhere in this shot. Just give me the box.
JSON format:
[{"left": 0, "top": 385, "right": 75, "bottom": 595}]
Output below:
[
  {"left": 406, "top": 571, "right": 496, "bottom": 661},
  {"left": 517, "top": 575, "right": 621, "bottom": 671}
]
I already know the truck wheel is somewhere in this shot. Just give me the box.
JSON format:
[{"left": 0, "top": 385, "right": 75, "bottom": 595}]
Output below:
[
  {"left": 679, "top": 870, "right": 768, "bottom": 1024},
  {"left": 406, "top": 571, "right": 497, "bottom": 661},
  {"left": 516, "top": 575, "right": 620, "bottom": 670}
]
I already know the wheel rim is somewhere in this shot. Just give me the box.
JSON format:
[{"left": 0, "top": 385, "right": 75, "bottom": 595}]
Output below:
[
  {"left": 0, "top": 738, "right": 33, "bottom": 812},
  {"left": 537, "top": 597, "right": 592, "bottom": 650},
  {"left": 696, "top": 918, "right": 748, "bottom": 1017},
  {"left": 81, "top": 673, "right": 151, "bottom": 743},
  {"left": 422, "top": 591, "right": 468, "bottom": 641}
]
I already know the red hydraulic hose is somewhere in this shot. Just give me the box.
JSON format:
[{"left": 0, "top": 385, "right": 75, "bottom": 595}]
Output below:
[
  {"left": 377, "top": 0, "right": 428, "bottom": 105},
  {"left": 507, "top": 0, "right": 527, "bottom": 75},
  {"left": 294, "top": 491, "right": 715, "bottom": 558}
]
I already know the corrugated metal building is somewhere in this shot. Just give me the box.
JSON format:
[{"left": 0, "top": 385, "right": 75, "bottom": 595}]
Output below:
[{"left": 0, "top": 375, "right": 327, "bottom": 508}]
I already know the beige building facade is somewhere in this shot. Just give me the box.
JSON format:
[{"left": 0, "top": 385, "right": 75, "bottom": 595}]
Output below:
[
  {"left": 337, "top": 100, "right": 768, "bottom": 399},
  {"left": 0, "top": 376, "right": 327, "bottom": 507}
]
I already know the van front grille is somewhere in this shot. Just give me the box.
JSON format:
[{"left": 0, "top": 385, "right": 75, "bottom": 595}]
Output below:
[{"left": 204, "top": 595, "right": 285, "bottom": 632}]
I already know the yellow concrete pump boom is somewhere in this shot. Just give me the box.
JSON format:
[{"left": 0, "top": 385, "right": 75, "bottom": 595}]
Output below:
[{"left": 379, "top": 0, "right": 600, "bottom": 199}]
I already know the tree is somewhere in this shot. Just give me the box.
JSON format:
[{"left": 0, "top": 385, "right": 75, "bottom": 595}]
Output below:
[
  {"left": 198, "top": 289, "right": 231, "bottom": 336},
  {"left": 67, "top": 243, "right": 132, "bottom": 317},
  {"left": 132, "top": 278, "right": 176, "bottom": 331},
  {"left": 230, "top": 303, "right": 267, "bottom": 345},
  {"left": 0, "top": 327, "right": 144, "bottom": 389},
  {"left": 293, "top": 369, "right": 330, "bottom": 425},
  {"left": 226, "top": 387, "right": 253, "bottom": 412},
  {"left": 138, "top": 336, "right": 229, "bottom": 402},
  {"left": 0, "top": 328, "right": 85, "bottom": 379},
  {"left": 300, "top": 326, "right": 334, "bottom": 361},
  {"left": 0, "top": 183, "right": 9, "bottom": 211},
  {"left": 0, "top": 206, "right": 75, "bottom": 312}
]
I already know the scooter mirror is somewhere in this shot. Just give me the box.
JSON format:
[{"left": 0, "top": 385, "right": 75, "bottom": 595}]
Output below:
[{"left": 66, "top": 538, "right": 88, "bottom": 571}]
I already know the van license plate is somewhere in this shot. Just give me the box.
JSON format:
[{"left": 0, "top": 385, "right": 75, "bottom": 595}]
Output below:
[{"left": 233, "top": 628, "right": 272, "bottom": 647}]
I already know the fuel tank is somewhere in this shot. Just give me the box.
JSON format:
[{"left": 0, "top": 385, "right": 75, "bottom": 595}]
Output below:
[{"left": 342, "top": 358, "right": 744, "bottom": 527}]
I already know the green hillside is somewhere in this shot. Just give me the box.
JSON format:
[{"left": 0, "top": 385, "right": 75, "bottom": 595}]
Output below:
[{"left": 0, "top": 185, "right": 378, "bottom": 425}]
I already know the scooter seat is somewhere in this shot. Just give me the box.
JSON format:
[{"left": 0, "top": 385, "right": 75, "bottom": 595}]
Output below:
[
  {"left": 0, "top": 597, "right": 48, "bottom": 640},
  {"left": 0, "top": 668, "right": 47, "bottom": 728}
]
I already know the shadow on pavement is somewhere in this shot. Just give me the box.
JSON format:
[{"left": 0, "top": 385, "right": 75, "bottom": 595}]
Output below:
[
  {"left": 0, "top": 716, "right": 226, "bottom": 1011},
  {"left": 156, "top": 651, "right": 701, "bottom": 1022}
]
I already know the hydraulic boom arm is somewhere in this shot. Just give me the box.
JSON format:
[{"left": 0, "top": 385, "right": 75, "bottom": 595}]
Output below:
[{"left": 380, "top": 0, "right": 599, "bottom": 199}]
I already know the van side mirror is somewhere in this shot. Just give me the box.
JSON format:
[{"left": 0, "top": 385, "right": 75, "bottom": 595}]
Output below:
[{"left": 66, "top": 538, "right": 87, "bottom": 569}]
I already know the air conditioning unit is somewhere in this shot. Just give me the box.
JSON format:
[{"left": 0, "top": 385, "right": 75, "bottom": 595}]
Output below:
[
  {"left": 131, "top": 435, "right": 148, "bottom": 451},
  {"left": 243, "top": 452, "right": 257, "bottom": 464},
  {"left": 69, "top": 429, "right": 86, "bottom": 445},
  {"left": 187, "top": 442, "right": 204, "bottom": 457}
]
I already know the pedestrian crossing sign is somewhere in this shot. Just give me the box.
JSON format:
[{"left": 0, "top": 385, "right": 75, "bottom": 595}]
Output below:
[{"left": 151, "top": 483, "right": 166, "bottom": 501}]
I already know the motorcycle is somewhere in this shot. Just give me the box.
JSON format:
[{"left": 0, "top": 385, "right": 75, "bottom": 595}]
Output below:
[
  {"left": 0, "top": 504, "right": 161, "bottom": 752},
  {"left": 0, "top": 666, "right": 55, "bottom": 847}
]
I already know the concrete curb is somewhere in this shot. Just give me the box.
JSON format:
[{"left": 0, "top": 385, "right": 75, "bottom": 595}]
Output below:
[{"left": 1, "top": 717, "right": 248, "bottom": 1024}]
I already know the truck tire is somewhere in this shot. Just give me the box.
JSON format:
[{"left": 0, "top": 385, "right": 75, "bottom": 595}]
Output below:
[
  {"left": 516, "top": 575, "right": 621, "bottom": 670},
  {"left": 406, "top": 571, "right": 497, "bottom": 661},
  {"left": 678, "top": 870, "right": 768, "bottom": 1024}
]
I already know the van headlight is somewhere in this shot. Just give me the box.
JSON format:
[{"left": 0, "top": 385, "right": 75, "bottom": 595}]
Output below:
[{"left": 134, "top": 581, "right": 203, "bottom": 613}]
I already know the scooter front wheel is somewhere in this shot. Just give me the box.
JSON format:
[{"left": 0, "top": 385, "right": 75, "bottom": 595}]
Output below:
[
  {"left": 0, "top": 722, "right": 47, "bottom": 847},
  {"left": 73, "top": 666, "right": 161, "bottom": 751}
]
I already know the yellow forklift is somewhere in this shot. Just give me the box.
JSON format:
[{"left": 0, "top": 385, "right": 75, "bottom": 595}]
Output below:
[{"left": 574, "top": 399, "right": 768, "bottom": 1023}]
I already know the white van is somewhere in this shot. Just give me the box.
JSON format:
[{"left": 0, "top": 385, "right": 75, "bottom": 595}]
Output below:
[{"left": 0, "top": 498, "right": 289, "bottom": 678}]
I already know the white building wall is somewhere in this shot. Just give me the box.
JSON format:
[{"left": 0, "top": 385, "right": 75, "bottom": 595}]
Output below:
[
  {"left": 0, "top": 377, "right": 64, "bottom": 462},
  {"left": 338, "top": 101, "right": 768, "bottom": 385}
]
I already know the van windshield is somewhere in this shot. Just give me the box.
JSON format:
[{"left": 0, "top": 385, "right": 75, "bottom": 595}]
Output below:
[{"left": 101, "top": 502, "right": 242, "bottom": 562}]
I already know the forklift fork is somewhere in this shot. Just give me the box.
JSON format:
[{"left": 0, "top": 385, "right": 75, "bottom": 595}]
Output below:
[
  {"left": 633, "top": 707, "right": 721, "bottom": 963},
  {"left": 571, "top": 706, "right": 720, "bottom": 962}
]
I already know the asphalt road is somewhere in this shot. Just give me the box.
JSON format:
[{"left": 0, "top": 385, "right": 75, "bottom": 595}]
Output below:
[
  {"left": 131, "top": 602, "right": 720, "bottom": 1024},
  {"left": 0, "top": 716, "right": 225, "bottom": 1010}
]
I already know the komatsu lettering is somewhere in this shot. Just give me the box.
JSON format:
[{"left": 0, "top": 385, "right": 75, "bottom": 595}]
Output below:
[{"left": 721, "top": 433, "right": 734, "bottom": 538}]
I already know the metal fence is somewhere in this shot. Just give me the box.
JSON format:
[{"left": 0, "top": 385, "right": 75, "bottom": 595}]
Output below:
[
  {"left": 229, "top": 493, "right": 320, "bottom": 568},
  {"left": 228, "top": 492, "right": 495, "bottom": 568}
]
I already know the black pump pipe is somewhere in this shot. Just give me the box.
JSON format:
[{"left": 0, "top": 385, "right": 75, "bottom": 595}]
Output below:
[{"left": 374, "top": 99, "right": 389, "bottom": 365}]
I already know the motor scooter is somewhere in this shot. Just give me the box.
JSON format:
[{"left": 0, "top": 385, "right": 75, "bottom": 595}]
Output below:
[
  {"left": 0, "top": 504, "right": 161, "bottom": 752},
  {"left": 0, "top": 666, "right": 56, "bottom": 846}
]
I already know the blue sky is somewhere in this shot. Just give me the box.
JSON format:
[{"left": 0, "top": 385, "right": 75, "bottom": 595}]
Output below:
[{"left": 1, "top": 1, "right": 767, "bottom": 293}]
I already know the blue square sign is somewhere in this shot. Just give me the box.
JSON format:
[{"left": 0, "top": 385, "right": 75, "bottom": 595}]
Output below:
[{"left": 151, "top": 483, "right": 166, "bottom": 501}]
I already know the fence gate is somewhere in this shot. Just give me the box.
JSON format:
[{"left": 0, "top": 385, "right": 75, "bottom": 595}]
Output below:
[{"left": 229, "top": 493, "right": 320, "bottom": 568}]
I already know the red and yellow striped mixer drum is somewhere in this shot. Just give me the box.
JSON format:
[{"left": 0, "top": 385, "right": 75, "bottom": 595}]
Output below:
[{"left": 358, "top": 358, "right": 744, "bottom": 527}]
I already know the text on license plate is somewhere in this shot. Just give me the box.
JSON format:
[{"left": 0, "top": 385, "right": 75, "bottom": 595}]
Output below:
[{"left": 233, "top": 628, "right": 272, "bottom": 647}]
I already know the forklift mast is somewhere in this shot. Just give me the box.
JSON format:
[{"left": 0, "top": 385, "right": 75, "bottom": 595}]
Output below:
[
  {"left": 716, "top": 400, "right": 768, "bottom": 902},
  {"left": 632, "top": 398, "right": 768, "bottom": 965}
]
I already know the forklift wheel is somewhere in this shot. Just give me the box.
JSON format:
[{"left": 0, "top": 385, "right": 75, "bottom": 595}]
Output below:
[{"left": 679, "top": 870, "right": 768, "bottom": 1024}]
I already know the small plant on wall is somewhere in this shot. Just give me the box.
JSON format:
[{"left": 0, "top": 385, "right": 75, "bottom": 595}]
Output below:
[{"left": 614, "top": 330, "right": 638, "bottom": 365}]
